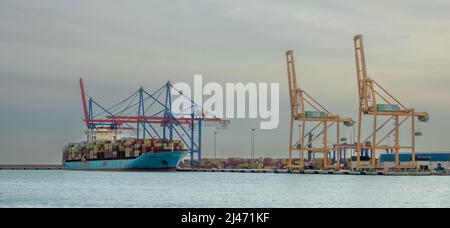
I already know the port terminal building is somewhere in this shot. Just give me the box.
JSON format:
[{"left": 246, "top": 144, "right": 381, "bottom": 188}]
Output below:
[{"left": 379, "top": 153, "right": 450, "bottom": 171}]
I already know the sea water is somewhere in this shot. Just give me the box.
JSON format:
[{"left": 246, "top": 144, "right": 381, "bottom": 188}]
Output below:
[{"left": 0, "top": 170, "right": 449, "bottom": 208}]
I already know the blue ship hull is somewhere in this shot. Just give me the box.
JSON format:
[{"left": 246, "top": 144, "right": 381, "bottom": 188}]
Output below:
[{"left": 64, "top": 151, "right": 188, "bottom": 171}]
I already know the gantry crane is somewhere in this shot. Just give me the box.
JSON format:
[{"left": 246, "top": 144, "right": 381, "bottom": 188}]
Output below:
[
  {"left": 79, "top": 78, "right": 229, "bottom": 166},
  {"left": 353, "top": 34, "right": 429, "bottom": 170},
  {"left": 286, "top": 50, "right": 353, "bottom": 170}
]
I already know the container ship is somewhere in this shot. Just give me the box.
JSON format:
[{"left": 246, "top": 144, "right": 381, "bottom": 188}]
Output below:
[{"left": 63, "top": 130, "right": 188, "bottom": 171}]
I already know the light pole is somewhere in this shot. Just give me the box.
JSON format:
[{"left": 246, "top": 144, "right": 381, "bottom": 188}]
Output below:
[
  {"left": 352, "top": 122, "right": 356, "bottom": 144},
  {"left": 352, "top": 121, "right": 356, "bottom": 156},
  {"left": 299, "top": 124, "right": 302, "bottom": 148},
  {"left": 299, "top": 124, "right": 302, "bottom": 160},
  {"left": 251, "top": 129, "right": 256, "bottom": 161},
  {"left": 214, "top": 131, "right": 217, "bottom": 159}
]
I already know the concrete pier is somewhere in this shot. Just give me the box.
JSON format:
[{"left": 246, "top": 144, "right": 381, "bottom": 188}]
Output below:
[{"left": 0, "top": 165, "right": 63, "bottom": 170}]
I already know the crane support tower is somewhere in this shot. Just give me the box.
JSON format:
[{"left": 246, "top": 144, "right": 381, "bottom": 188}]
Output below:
[
  {"left": 353, "top": 34, "right": 429, "bottom": 170},
  {"left": 286, "top": 50, "right": 353, "bottom": 170}
]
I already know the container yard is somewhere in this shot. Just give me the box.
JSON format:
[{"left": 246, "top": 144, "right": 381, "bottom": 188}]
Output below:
[{"left": 177, "top": 155, "right": 450, "bottom": 176}]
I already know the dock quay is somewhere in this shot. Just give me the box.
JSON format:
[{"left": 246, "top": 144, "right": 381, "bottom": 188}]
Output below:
[
  {"left": 1, "top": 166, "right": 448, "bottom": 175},
  {"left": 0, "top": 165, "right": 64, "bottom": 170},
  {"left": 177, "top": 168, "right": 275, "bottom": 173},
  {"left": 177, "top": 168, "right": 449, "bottom": 176}
]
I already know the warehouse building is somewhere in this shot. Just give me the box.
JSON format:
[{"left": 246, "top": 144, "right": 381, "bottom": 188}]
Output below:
[{"left": 379, "top": 153, "right": 450, "bottom": 171}]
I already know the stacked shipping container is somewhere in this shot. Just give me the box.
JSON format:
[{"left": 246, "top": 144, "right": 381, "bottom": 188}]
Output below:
[{"left": 63, "top": 139, "right": 185, "bottom": 162}]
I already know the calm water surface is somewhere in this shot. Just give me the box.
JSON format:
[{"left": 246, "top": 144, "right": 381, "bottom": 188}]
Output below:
[{"left": 0, "top": 170, "right": 449, "bottom": 208}]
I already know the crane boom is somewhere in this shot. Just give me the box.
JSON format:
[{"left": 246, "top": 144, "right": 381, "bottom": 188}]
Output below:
[
  {"left": 79, "top": 78, "right": 90, "bottom": 129},
  {"left": 354, "top": 34, "right": 374, "bottom": 112},
  {"left": 286, "top": 50, "right": 301, "bottom": 119}
]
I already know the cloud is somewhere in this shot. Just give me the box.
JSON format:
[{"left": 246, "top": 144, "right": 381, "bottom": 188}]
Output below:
[{"left": 0, "top": 0, "right": 449, "bottom": 163}]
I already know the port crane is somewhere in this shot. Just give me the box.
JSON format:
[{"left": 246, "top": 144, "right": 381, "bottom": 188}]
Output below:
[
  {"left": 286, "top": 50, "right": 353, "bottom": 170},
  {"left": 79, "top": 78, "right": 229, "bottom": 166},
  {"left": 353, "top": 34, "right": 429, "bottom": 170}
]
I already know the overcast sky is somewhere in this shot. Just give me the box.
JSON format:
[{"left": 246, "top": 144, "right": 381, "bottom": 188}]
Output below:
[{"left": 1, "top": 0, "right": 450, "bottom": 164}]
